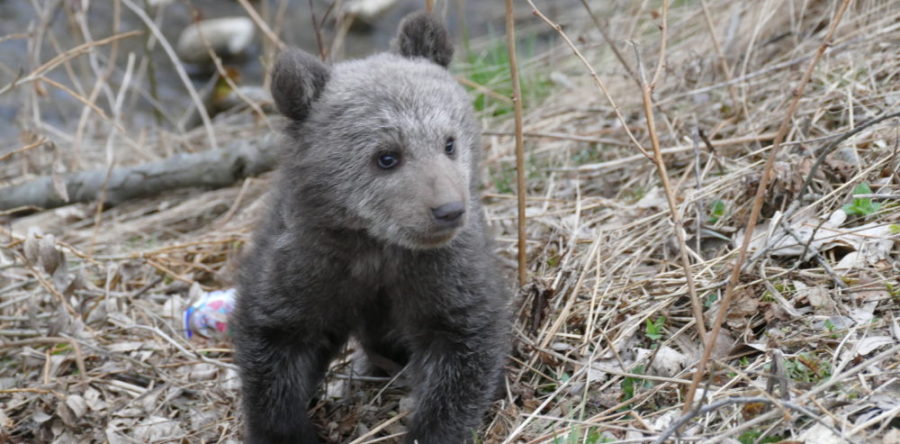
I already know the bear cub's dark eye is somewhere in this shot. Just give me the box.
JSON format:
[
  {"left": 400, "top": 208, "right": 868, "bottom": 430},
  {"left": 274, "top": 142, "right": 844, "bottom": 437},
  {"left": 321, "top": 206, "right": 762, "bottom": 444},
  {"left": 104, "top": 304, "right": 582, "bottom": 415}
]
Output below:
[
  {"left": 376, "top": 152, "right": 401, "bottom": 169},
  {"left": 444, "top": 137, "right": 456, "bottom": 156}
]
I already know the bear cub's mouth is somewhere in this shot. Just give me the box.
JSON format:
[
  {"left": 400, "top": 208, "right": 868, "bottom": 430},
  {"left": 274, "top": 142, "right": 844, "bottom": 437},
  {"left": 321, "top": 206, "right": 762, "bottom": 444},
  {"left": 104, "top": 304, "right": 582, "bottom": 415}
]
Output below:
[{"left": 406, "top": 212, "right": 466, "bottom": 248}]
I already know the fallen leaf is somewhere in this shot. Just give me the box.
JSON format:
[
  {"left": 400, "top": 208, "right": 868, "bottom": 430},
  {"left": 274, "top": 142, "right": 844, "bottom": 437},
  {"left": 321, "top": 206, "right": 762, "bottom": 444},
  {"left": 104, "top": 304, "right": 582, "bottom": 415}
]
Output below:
[
  {"left": 797, "top": 420, "right": 841, "bottom": 444},
  {"left": 133, "top": 416, "right": 184, "bottom": 441},
  {"left": 855, "top": 336, "right": 895, "bottom": 356},
  {"left": 650, "top": 346, "right": 688, "bottom": 377},
  {"left": 65, "top": 394, "right": 87, "bottom": 419}
]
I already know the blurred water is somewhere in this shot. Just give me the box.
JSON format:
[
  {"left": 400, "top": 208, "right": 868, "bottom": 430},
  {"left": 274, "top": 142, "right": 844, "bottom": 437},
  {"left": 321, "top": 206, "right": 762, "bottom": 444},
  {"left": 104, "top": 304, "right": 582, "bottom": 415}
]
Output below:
[{"left": 0, "top": 0, "right": 578, "bottom": 149}]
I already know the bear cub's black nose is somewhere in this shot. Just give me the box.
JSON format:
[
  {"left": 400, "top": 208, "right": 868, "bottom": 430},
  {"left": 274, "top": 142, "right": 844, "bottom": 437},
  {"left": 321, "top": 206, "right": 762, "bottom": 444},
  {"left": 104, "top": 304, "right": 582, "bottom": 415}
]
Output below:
[{"left": 432, "top": 201, "right": 465, "bottom": 227}]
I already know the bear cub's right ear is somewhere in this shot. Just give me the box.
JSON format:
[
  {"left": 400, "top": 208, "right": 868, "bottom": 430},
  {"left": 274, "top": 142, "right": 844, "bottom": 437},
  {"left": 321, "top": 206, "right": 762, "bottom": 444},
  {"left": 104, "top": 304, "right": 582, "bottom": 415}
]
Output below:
[
  {"left": 270, "top": 49, "right": 330, "bottom": 121},
  {"left": 393, "top": 11, "right": 454, "bottom": 68}
]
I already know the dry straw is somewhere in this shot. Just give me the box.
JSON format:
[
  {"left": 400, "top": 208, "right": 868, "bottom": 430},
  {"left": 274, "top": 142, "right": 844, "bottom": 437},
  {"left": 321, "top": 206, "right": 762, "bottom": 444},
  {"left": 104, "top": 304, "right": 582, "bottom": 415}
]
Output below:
[{"left": 1, "top": 0, "right": 898, "bottom": 443}]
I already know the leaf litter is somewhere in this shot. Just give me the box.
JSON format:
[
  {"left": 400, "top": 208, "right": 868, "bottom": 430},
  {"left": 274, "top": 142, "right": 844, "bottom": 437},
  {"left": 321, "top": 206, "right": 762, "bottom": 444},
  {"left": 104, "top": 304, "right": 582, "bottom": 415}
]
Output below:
[{"left": 1, "top": 0, "right": 899, "bottom": 443}]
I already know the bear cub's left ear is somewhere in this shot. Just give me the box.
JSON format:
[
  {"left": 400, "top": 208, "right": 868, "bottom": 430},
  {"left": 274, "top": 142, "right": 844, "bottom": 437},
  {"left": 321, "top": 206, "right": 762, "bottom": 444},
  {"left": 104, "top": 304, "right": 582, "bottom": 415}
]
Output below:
[
  {"left": 392, "top": 11, "right": 454, "bottom": 68},
  {"left": 270, "top": 49, "right": 330, "bottom": 121}
]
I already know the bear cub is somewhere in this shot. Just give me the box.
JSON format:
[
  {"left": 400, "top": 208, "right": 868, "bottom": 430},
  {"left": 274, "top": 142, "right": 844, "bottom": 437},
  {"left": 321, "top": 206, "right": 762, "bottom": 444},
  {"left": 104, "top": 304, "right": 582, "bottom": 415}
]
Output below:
[{"left": 231, "top": 12, "right": 512, "bottom": 444}]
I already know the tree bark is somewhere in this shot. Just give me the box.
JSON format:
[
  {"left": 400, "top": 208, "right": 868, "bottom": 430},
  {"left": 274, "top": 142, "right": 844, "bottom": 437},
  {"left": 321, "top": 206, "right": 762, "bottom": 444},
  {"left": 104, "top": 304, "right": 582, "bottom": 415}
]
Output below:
[{"left": 1, "top": 140, "right": 278, "bottom": 212}]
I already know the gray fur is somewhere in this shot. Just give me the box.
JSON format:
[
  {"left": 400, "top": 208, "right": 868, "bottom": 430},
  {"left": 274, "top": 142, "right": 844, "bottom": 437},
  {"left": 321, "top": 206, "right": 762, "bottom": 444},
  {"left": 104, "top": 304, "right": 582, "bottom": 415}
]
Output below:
[
  {"left": 271, "top": 49, "right": 330, "bottom": 121},
  {"left": 392, "top": 11, "right": 454, "bottom": 68},
  {"left": 232, "top": 12, "right": 511, "bottom": 444}
]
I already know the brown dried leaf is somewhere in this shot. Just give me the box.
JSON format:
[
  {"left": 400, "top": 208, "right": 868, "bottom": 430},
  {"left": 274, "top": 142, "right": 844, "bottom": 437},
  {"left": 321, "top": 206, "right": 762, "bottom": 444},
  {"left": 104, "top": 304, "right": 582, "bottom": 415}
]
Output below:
[
  {"left": 51, "top": 151, "right": 70, "bottom": 203},
  {"left": 24, "top": 234, "right": 40, "bottom": 264},
  {"left": 38, "top": 234, "right": 63, "bottom": 275},
  {"left": 726, "top": 288, "right": 759, "bottom": 329},
  {"left": 796, "top": 281, "right": 837, "bottom": 314}
]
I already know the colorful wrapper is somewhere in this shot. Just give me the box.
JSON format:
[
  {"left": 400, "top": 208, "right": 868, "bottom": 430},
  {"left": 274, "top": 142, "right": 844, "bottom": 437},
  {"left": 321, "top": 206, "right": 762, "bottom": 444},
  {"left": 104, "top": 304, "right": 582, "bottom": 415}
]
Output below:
[{"left": 184, "top": 288, "right": 236, "bottom": 339}]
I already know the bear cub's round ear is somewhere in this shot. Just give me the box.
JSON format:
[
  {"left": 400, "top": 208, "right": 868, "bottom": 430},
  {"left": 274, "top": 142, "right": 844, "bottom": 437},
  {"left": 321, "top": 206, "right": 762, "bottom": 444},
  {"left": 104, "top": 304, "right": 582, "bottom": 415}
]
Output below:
[
  {"left": 270, "top": 49, "right": 330, "bottom": 121},
  {"left": 392, "top": 11, "right": 454, "bottom": 68}
]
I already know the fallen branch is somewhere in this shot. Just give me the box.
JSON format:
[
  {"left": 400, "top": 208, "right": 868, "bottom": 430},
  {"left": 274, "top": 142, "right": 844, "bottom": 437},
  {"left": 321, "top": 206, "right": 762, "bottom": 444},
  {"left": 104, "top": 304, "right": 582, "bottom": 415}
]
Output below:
[{"left": 0, "top": 140, "right": 278, "bottom": 212}]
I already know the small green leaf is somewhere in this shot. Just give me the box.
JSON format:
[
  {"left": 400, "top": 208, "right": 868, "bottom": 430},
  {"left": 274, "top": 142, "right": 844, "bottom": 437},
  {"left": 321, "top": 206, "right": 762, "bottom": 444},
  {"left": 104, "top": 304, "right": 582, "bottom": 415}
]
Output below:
[
  {"left": 852, "top": 182, "right": 874, "bottom": 195},
  {"left": 708, "top": 200, "right": 726, "bottom": 223},
  {"left": 621, "top": 366, "right": 644, "bottom": 400},
  {"left": 842, "top": 182, "right": 881, "bottom": 216},
  {"left": 889, "top": 224, "right": 900, "bottom": 234},
  {"left": 645, "top": 316, "right": 666, "bottom": 341}
]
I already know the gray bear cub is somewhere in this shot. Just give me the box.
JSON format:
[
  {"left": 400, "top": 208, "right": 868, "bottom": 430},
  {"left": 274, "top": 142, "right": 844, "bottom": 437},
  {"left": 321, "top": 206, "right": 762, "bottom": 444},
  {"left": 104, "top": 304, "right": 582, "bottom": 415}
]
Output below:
[{"left": 231, "top": 11, "right": 512, "bottom": 444}]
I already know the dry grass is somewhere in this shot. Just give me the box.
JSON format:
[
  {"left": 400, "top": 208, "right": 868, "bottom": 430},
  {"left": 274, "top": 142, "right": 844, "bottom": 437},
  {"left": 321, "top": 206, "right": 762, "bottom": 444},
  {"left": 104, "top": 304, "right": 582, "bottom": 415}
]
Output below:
[{"left": 1, "top": 0, "right": 898, "bottom": 443}]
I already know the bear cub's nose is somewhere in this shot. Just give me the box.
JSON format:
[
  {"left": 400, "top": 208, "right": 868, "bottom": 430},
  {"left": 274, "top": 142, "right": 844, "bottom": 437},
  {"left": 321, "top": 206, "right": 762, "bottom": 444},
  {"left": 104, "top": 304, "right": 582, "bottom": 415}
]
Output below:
[{"left": 431, "top": 201, "right": 465, "bottom": 227}]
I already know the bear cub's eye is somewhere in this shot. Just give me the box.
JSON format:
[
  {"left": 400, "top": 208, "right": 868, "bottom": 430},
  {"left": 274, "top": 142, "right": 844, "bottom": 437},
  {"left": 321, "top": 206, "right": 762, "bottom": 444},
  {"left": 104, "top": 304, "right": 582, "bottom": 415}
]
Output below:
[
  {"left": 444, "top": 137, "right": 456, "bottom": 156},
  {"left": 376, "top": 152, "right": 401, "bottom": 169}
]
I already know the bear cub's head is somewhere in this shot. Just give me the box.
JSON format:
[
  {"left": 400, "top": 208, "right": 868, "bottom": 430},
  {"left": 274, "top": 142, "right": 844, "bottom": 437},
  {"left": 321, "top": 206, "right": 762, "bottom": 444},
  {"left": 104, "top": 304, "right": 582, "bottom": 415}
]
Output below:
[{"left": 270, "top": 12, "right": 480, "bottom": 250}]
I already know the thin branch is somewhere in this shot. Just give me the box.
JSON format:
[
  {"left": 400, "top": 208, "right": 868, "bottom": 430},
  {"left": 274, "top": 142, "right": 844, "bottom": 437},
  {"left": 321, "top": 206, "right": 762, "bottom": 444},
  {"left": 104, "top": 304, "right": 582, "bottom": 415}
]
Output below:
[
  {"left": 0, "top": 30, "right": 142, "bottom": 97},
  {"left": 649, "top": 0, "right": 668, "bottom": 88},
  {"left": 699, "top": 0, "right": 742, "bottom": 113},
  {"left": 526, "top": 0, "right": 650, "bottom": 160},
  {"left": 120, "top": 0, "right": 219, "bottom": 149},
  {"left": 308, "top": 0, "right": 326, "bottom": 60},
  {"left": 505, "top": 0, "right": 527, "bottom": 286},
  {"left": 654, "top": 397, "right": 855, "bottom": 443},
  {"left": 632, "top": 2, "right": 707, "bottom": 345},
  {"left": 235, "top": 0, "right": 285, "bottom": 50},
  {"left": 682, "top": 0, "right": 854, "bottom": 412},
  {"left": 578, "top": 0, "right": 638, "bottom": 81},
  {"left": 793, "top": 110, "right": 900, "bottom": 208},
  {"left": 0, "top": 336, "right": 88, "bottom": 383}
]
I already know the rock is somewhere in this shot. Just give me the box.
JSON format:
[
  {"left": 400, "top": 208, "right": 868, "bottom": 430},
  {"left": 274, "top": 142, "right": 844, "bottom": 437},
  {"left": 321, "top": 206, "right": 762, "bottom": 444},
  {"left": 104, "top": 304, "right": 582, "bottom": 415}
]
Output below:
[
  {"left": 176, "top": 18, "right": 255, "bottom": 64},
  {"left": 342, "top": 0, "right": 400, "bottom": 23}
]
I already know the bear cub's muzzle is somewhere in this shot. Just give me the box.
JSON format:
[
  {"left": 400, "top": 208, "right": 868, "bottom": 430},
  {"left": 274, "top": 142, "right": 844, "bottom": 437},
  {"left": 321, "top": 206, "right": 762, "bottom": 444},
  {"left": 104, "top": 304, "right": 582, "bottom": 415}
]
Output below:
[{"left": 431, "top": 201, "right": 465, "bottom": 228}]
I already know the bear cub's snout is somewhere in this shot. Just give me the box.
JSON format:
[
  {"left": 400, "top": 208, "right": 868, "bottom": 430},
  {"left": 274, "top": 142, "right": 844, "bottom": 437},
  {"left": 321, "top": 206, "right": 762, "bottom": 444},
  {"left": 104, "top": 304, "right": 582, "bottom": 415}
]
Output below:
[{"left": 431, "top": 201, "right": 465, "bottom": 227}]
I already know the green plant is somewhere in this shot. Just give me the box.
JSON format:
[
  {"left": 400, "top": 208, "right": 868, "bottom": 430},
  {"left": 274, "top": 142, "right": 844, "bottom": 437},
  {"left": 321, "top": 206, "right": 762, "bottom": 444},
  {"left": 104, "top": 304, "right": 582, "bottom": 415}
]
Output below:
[
  {"left": 490, "top": 165, "right": 514, "bottom": 194},
  {"left": 889, "top": 224, "right": 900, "bottom": 234},
  {"left": 621, "top": 366, "right": 649, "bottom": 401},
  {"left": 645, "top": 316, "right": 666, "bottom": 341},
  {"left": 552, "top": 426, "right": 607, "bottom": 444},
  {"left": 738, "top": 430, "right": 784, "bottom": 444},
  {"left": 842, "top": 183, "right": 881, "bottom": 216},
  {"left": 707, "top": 200, "right": 726, "bottom": 223},
  {"left": 456, "top": 36, "right": 552, "bottom": 117},
  {"left": 785, "top": 353, "right": 832, "bottom": 383}
]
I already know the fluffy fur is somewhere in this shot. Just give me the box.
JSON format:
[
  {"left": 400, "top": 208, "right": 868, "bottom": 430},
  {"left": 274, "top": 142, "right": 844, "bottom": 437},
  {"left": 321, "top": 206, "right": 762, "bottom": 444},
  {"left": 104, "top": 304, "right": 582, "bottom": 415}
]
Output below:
[{"left": 231, "top": 12, "right": 511, "bottom": 444}]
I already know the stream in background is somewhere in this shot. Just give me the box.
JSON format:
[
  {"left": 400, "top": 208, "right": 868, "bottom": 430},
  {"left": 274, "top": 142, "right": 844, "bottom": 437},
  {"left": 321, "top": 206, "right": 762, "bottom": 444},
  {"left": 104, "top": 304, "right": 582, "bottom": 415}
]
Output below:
[{"left": 0, "top": 0, "right": 580, "bottom": 150}]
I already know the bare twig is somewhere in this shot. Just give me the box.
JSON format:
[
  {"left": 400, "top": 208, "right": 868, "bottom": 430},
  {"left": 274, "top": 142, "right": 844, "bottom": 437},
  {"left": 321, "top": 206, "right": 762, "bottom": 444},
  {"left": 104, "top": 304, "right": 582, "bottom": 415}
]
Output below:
[
  {"left": 235, "top": 0, "right": 285, "bottom": 50},
  {"left": 654, "top": 397, "right": 855, "bottom": 443},
  {"left": 0, "top": 30, "right": 141, "bottom": 97},
  {"left": 0, "top": 137, "right": 46, "bottom": 163},
  {"left": 632, "top": 2, "right": 707, "bottom": 344},
  {"left": 120, "top": 0, "right": 219, "bottom": 149},
  {"left": 649, "top": 0, "right": 668, "bottom": 88},
  {"left": 308, "top": 0, "right": 326, "bottom": 60},
  {"left": 682, "top": 0, "right": 854, "bottom": 412},
  {"left": 699, "top": 0, "right": 742, "bottom": 112},
  {"left": 0, "top": 336, "right": 87, "bottom": 382},
  {"left": 578, "top": 0, "right": 637, "bottom": 81},
  {"left": 526, "top": 0, "right": 650, "bottom": 159},
  {"left": 505, "top": 0, "right": 528, "bottom": 286}
]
